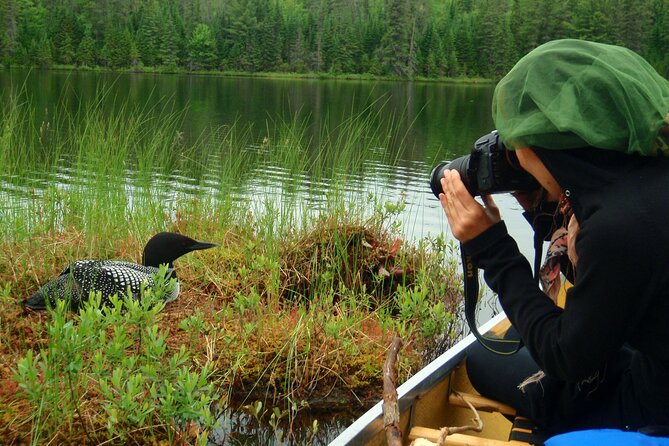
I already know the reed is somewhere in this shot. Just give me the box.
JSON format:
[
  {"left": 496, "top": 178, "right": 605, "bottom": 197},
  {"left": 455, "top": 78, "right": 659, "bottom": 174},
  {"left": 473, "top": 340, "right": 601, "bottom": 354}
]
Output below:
[{"left": 0, "top": 88, "right": 463, "bottom": 445}]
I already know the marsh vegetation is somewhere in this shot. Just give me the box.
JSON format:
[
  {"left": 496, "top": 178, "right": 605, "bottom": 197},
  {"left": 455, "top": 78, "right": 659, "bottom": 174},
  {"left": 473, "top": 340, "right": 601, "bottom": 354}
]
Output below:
[{"left": 0, "top": 82, "right": 466, "bottom": 444}]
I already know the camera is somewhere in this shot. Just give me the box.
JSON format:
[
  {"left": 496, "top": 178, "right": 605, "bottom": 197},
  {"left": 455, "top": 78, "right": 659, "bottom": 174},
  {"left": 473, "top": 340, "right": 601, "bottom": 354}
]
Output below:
[{"left": 430, "top": 130, "right": 539, "bottom": 197}]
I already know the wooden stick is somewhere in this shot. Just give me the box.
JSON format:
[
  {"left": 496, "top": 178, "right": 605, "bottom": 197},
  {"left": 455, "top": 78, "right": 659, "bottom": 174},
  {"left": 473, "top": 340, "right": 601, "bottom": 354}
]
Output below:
[
  {"left": 383, "top": 336, "right": 403, "bottom": 446},
  {"left": 447, "top": 392, "right": 516, "bottom": 417},
  {"left": 439, "top": 392, "right": 484, "bottom": 436}
]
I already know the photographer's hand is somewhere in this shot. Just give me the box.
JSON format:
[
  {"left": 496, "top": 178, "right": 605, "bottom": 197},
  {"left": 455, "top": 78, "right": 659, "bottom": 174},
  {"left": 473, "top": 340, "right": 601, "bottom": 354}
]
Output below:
[{"left": 439, "top": 169, "right": 501, "bottom": 242}]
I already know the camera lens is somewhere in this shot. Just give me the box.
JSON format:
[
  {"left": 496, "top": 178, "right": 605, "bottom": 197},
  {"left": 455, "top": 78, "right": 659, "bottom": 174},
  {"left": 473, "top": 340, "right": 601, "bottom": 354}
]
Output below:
[
  {"left": 429, "top": 162, "right": 449, "bottom": 198},
  {"left": 429, "top": 155, "right": 471, "bottom": 198}
]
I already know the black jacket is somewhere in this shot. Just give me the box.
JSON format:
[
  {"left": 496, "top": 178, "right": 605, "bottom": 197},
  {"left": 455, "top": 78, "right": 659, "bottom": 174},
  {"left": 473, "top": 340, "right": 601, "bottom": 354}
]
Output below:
[{"left": 463, "top": 148, "right": 669, "bottom": 423}]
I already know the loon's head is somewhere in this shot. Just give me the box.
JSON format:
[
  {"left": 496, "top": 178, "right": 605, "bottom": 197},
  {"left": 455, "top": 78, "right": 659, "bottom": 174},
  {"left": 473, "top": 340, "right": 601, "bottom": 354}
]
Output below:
[{"left": 141, "top": 232, "right": 218, "bottom": 268}]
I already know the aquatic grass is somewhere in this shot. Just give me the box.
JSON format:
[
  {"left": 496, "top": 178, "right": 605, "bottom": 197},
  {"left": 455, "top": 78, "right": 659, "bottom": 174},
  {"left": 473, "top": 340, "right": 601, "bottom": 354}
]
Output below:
[
  {"left": 0, "top": 82, "right": 408, "bottom": 244},
  {"left": 0, "top": 89, "right": 64, "bottom": 176}
]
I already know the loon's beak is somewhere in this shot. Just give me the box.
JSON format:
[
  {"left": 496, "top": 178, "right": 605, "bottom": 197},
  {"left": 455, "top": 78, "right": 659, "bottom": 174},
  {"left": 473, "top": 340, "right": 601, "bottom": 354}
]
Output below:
[
  {"left": 22, "top": 291, "right": 48, "bottom": 311},
  {"left": 187, "top": 241, "right": 218, "bottom": 252}
]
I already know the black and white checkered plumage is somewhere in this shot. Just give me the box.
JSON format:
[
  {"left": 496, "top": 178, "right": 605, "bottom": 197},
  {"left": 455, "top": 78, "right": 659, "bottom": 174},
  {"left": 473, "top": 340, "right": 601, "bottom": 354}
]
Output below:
[
  {"left": 28, "top": 260, "right": 180, "bottom": 310},
  {"left": 23, "top": 232, "right": 217, "bottom": 311}
]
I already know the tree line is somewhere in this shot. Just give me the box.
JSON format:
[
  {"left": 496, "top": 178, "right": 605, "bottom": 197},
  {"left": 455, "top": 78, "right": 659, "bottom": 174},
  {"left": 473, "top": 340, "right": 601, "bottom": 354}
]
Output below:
[{"left": 0, "top": 0, "right": 667, "bottom": 79}]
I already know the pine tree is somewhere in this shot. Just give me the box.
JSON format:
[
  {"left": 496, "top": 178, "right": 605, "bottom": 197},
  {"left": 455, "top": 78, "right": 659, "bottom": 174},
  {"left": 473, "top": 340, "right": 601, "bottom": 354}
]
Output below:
[
  {"left": 443, "top": 26, "right": 459, "bottom": 77},
  {"left": 33, "top": 35, "right": 52, "bottom": 67},
  {"left": 287, "top": 22, "right": 307, "bottom": 72},
  {"left": 53, "top": 11, "right": 76, "bottom": 65},
  {"left": 136, "top": 1, "right": 161, "bottom": 67},
  {"left": 4, "top": 0, "right": 667, "bottom": 78},
  {"left": 647, "top": 0, "right": 669, "bottom": 76},
  {"left": 218, "top": 0, "right": 258, "bottom": 71},
  {"left": 475, "top": 0, "right": 515, "bottom": 78},
  {"left": 453, "top": 15, "right": 475, "bottom": 77},
  {"left": 188, "top": 23, "right": 217, "bottom": 70},
  {"left": 16, "top": 0, "right": 48, "bottom": 65},
  {"left": 614, "top": 0, "right": 652, "bottom": 52},
  {"left": 102, "top": 25, "right": 132, "bottom": 68},
  {"left": 252, "top": 0, "right": 281, "bottom": 71},
  {"left": 158, "top": 12, "right": 180, "bottom": 67},
  {"left": 1, "top": 0, "right": 18, "bottom": 65},
  {"left": 572, "top": 0, "right": 615, "bottom": 43},
  {"left": 509, "top": 0, "right": 539, "bottom": 57},
  {"left": 378, "top": 0, "right": 414, "bottom": 76},
  {"left": 76, "top": 27, "right": 96, "bottom": 66}
]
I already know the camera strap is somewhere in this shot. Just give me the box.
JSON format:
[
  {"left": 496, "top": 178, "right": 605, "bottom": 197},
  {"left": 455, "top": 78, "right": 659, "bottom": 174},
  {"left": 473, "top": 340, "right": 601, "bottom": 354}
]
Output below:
[
  {"left": 462, "top": 246, "right": 523, "bottom": 355},
  {"left": 462, "top": 230, "right": 544, "bottom": 355}
]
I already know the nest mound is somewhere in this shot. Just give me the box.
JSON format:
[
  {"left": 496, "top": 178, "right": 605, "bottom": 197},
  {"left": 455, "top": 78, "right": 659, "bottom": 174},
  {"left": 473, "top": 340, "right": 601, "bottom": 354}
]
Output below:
[{"left": 280, "top": 217, "right": 415, "bottom": 305}]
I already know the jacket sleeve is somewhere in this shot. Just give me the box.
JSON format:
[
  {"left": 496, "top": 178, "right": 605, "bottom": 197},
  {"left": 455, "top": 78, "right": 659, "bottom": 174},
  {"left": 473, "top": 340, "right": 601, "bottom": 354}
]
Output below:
[{"left": 463, "top": 219, "right": 650, "bottom": 382}]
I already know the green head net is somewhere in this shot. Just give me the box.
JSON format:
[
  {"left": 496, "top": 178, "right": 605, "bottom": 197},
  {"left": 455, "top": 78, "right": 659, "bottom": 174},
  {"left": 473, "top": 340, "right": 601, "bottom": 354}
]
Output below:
[{"left": 492, "top": 39, "right": 669, "bottom": 156}]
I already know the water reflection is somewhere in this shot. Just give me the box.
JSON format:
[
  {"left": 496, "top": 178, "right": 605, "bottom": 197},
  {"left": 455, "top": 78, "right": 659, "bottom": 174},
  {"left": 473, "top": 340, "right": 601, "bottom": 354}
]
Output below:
[
  {"left": 0, "top": 69, "right": 495, "bottom": 162},
  {"left": 208, "top": 407, "right": 353, "bottom": 445}
]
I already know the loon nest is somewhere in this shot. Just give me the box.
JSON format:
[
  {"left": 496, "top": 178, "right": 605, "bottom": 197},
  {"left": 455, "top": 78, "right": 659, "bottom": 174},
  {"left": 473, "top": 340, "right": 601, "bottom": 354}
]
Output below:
[{"left": 280, "top": 221, "right": 415, "bottom": 304}]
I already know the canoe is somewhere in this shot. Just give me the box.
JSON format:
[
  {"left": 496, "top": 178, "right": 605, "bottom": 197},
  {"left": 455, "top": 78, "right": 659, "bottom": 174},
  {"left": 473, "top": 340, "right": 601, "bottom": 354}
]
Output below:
[{"left": 330, "top": 312, "right": 530, "bottom": 446}]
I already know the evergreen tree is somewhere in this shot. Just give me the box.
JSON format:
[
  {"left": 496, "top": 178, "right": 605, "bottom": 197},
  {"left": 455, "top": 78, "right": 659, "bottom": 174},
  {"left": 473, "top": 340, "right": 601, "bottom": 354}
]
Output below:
[
  {"left": 16, "top": 0, "right": 48, "bottom": 65},
  {"left": 572, "top": 0, "right": 615, "bottom": 43},
  {"left": 76, "top": 27, "right": 96, "bottom": 66},
  {"left": 102, "top": 25, "right": 132, "bottom": 68},
  {"left": 453, "top": 15, "right": 475, "bottom": 76},
  {"left": 286, "top": 20, "right": 308, "bottom": 72},
  {"left": 509, "top": 0, "right": 540, "bottom": 57},
  {"left": 475, "top": 0, "right": 513, "bottom": 78},
  {"left": 535, "top": 0, "right": 573, "bottom": 45},
  {"left": 218, "top": 0, "right": 258, "bottom": 71},
  {"left": 0, "top": 29, "right": 11, "bottom": 66},
  {"left": 188, "top": 23, "right": 217, "bottom": 70},
  {"left": 614, "top": 0, "right": 652, "bottom": 52},
  {"left": 418, "top": 22, "right": 447, "bottom": 77},
  {"left": 647, "top": 0, "right": 669, "bottom": 76},
  {"left": 3, "top": 0, "right": 667, "bottom": 79},
  {"left": 252, "top": 0, "right": 282, "bottom": 71},
  {"left": 52, "top": 11, "right": 77, "bottom": 65},
  {"left": 378, "top": 0, "right": 415, "bottom": 76},
  {"left": 136, "top": 1, "right": 161, "bottom": 66},
  {"left": 158, "top": 12, "right": 180, "bottom": 67},
  {"left": 1, "top": 0, "right": 18, "bottom": 65},
  {"left": 33, "top": 35, "right": 52, "bottom": 67}
]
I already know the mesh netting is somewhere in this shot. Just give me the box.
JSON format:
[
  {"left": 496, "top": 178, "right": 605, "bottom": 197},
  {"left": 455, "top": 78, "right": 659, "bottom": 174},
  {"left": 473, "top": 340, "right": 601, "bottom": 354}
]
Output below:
[{"left": 493, "top": 39, "right": 669, "bottom": 156}]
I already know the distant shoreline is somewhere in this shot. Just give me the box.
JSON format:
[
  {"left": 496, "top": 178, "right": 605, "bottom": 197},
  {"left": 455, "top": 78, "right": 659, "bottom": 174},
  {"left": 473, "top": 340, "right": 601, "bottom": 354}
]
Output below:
[{"left": 2, "top": 64, "right": 496, "bottom": 85}]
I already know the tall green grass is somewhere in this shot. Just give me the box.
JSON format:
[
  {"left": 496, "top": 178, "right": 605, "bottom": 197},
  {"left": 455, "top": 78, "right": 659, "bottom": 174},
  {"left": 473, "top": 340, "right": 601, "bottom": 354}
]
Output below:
[{"left": 0, "top": 84, "right": 409, "bottom": 243}]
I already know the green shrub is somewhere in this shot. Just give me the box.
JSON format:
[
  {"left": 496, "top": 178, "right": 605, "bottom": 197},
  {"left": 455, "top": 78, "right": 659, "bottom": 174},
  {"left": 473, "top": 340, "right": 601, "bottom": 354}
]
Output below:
[{"left": 14, "top": 266, "right": 216, "bottom": 445}]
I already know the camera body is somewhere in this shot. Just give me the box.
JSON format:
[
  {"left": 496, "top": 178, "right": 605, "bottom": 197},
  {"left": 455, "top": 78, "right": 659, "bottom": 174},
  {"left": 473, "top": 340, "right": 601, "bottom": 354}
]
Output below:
[{"left": 430, "top": 130, "right": 539, "bottom": 197}]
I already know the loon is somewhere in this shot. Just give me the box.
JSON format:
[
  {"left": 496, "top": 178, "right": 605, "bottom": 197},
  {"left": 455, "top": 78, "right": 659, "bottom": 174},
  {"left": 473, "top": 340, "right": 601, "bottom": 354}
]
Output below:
[{"left": 23, "top": 232, "right": 218, "bottom": 311}]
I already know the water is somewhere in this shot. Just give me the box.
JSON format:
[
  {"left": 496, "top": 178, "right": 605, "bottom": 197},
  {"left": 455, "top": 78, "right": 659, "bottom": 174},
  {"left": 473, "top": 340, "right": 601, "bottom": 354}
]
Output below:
[{"left": 0, "top": 69, "right": 537, "bottom": 443}]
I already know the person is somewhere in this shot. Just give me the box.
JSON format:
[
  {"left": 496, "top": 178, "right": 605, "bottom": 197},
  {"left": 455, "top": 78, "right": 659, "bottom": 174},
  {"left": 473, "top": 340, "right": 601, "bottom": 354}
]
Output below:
[{"left": 438, "top": 39, "right": 669, "bottom": 437}]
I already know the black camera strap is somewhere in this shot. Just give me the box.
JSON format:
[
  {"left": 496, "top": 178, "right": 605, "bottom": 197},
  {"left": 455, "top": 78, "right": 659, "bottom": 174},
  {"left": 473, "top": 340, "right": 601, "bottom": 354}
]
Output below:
[
  {"left": 462, "top": 230, "right": 545, "bottom": 355},
  {"left": 462, "top": 246, "right": 523, "bottom": 355}
]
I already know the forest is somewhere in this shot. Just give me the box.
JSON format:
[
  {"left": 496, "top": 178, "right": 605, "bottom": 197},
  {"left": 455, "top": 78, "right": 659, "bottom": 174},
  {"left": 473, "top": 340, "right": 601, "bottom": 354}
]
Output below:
[{"left": 1, "top": 0, "right": 668, "bottom": 79}]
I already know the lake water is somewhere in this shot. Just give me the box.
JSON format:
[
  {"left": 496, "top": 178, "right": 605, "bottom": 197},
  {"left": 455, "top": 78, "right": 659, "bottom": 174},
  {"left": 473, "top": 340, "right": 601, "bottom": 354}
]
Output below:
[{"left": 0, "top": 69, "right": 538, "bottom": 444}]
